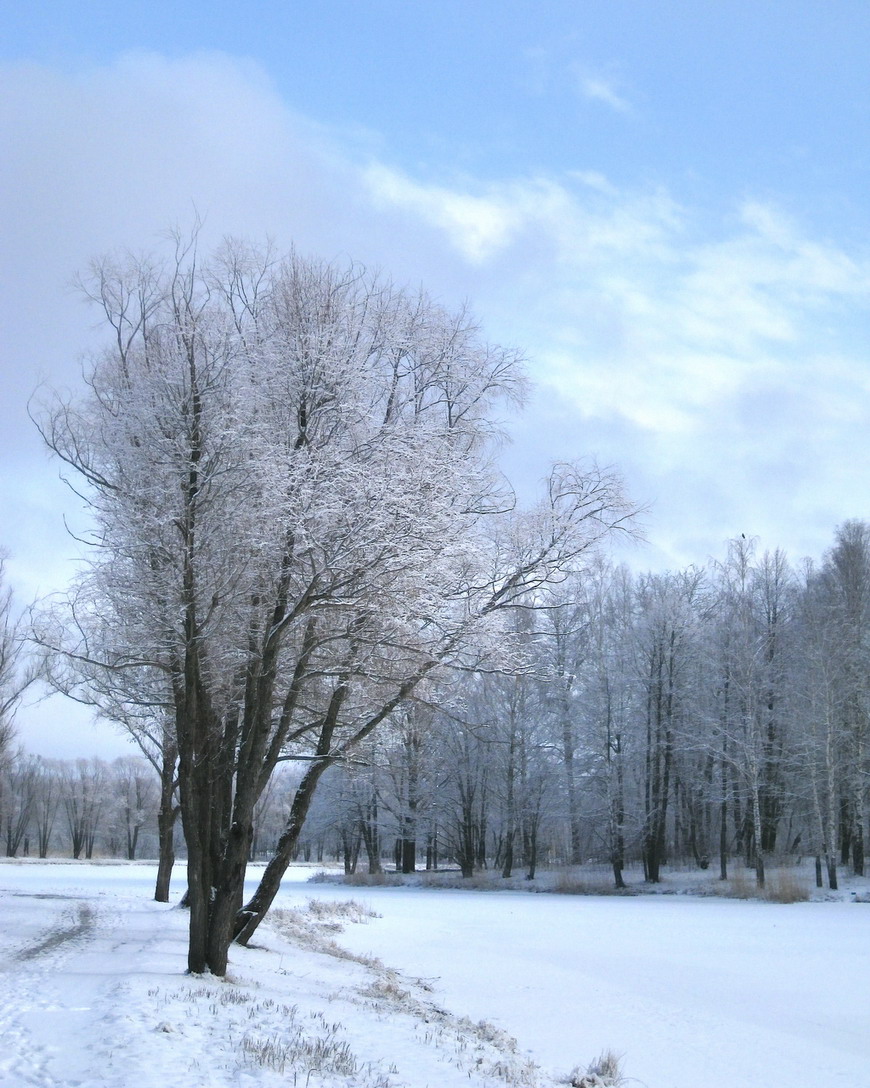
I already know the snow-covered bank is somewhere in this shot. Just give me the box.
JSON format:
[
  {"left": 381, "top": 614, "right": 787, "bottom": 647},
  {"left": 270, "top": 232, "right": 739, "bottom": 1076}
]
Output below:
[{"left": 2, "top": 861, "right": 869, "bottom": 1087}]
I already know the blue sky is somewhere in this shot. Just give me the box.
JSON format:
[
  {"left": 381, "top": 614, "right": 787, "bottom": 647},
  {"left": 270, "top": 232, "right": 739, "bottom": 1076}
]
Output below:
[
  {"left": 6, "top": 1, "right": 868, "bottom": 210},
  {"left": 2, "top": 2, "right": 870, "bottom": 753}
]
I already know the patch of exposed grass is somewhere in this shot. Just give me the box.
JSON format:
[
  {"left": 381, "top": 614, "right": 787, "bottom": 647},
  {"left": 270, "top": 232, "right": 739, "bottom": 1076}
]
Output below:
[
  {"left": 715, "top": 867, "right": 811, "bottom": 903},
  {"left": 551, "top": 873, "right": 635, "bottom": 896}
]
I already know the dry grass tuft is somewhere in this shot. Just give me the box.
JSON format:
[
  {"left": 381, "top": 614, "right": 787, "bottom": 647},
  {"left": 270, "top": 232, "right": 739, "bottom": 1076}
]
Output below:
[
  {"left": 269, "top": 907, "right": 385, "bottom": 969},
  {"left": 569, "top": 1049, "right": 625, "bottom": 1086},
  {"left": 304, "top": 897, "right": 381, "bottom": 923},
  {"left": 240, "top": 1010, "right": 358, "bottom": 1077},
  {"left": 419, "top": 871, "right": 497, "bottom": 891},
  {"left": 363, "top": 973, "right": 410, "bottom": 1003},
  {"left": 762, "top": 869, "right": 812, "bottom": 903},
  {"left": 339, "top": 870, "right": 395, "bottom": 886}
]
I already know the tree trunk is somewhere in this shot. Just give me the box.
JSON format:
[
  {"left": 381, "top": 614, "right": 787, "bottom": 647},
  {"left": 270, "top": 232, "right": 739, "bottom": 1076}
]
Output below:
[
  {"left": 719, "top": 756, "right": 728, "bottom": 881},
  {"left": 359, "top": 791, "right": 382, "bottom": 874},
  {"left": 525, "top": 841, "right": 537, "bottom": 881},
  {"left": 561, "top": 697, "right": 582, "bottom": 865},
  {"left": 426, "top": 828, "right": 438, "bottom": 870},
  {"left": 606, "top": 700, "right": 625, "bottom": 889},
  {"left": 502, "top": 722, "right": 517, "bottom": 878}
]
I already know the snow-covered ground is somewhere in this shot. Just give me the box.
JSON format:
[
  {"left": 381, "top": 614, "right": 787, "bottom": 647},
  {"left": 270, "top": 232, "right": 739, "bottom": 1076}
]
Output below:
[{"left": 1, "top": 860, "right": 868, "bottom": 1088}]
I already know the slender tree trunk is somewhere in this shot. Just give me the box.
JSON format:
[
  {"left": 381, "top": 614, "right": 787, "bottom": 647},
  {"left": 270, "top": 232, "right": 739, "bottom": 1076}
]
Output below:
[
  {"left": 526, "top": 831, "right": 538, "bottom": 880},
  {"left": 502, "top": 725, "right": 516, "bottom": 879},
  {"left": 605, "top": 698, "right": 625, "bottom": 889},
  {"left": 612, "top": 745, "right": 626, "bottom": 890},
  {"left": 560, "top": 696, "right": 582, "bottom": 865},
  {"left": 155, "top": 807, "right": 177, "bottom": 903},
  {"left": 824, "top": 716, "right": 839, "bottom": 890},
  {"left": 719, "top": 752, "right": 728, "bottom": 881},
  {"left": 426, "top": 827, "right": 438, "bottom": 870},
  {"left": 751, "top": 778, "right": 765, "bottom": 889},
  {"left": 234, "top": 757, "right": 332, "bottom": 946},
  {"left": 852, "top": 732, "right": 866, "bottom": 875}
]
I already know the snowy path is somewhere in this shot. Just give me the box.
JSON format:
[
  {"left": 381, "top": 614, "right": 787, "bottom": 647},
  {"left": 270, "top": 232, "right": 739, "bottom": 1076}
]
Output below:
[
  {"left": 0, "top": 892, "right": 110, "bottom": 1086},
  {"left": 0, "top": 890, "right": 191, "bottom": 1088}
]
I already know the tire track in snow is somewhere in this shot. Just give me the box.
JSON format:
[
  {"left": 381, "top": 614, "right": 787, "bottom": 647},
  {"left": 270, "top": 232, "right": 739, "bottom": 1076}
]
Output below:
[{"left": 12, "top": 902, "right": 95, "bottom": 962}]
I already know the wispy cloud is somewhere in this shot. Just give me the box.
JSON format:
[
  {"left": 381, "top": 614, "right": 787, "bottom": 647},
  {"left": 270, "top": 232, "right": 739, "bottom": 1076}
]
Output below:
[
  {"left": 361, "top": 156, "right": 870, "bottom": 563},
  {"left": 577, "top": 72, "right": 632, "bottom": 114},
  {"left": 523, "top": 50, "right": 633, "bottom": 115}
]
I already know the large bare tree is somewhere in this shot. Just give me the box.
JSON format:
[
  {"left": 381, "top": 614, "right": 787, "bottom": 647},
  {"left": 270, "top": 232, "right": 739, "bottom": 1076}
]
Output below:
[{"left": 36, "top": 233, "right": 636, "bottom": 975}]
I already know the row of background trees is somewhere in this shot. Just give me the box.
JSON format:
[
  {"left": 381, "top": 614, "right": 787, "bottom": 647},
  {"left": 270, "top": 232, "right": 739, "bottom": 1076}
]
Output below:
[
  {"left": 308, "top": 525, "right": 870, "bottom": 894},
  {"left": 4, "top": 524, "right": 868, "bottom": 900}
]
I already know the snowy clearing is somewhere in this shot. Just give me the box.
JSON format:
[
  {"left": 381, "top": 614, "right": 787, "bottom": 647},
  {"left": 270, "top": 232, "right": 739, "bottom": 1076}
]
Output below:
[{"left": 1, "top": 861, "right": 869, "bottom": 1088}]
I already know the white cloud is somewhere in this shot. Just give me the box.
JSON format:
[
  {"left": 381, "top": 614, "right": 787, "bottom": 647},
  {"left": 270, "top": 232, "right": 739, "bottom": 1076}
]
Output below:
[{"left": 363, "top": 165, "right": 529, "bottom": 262}]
